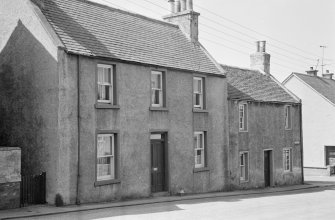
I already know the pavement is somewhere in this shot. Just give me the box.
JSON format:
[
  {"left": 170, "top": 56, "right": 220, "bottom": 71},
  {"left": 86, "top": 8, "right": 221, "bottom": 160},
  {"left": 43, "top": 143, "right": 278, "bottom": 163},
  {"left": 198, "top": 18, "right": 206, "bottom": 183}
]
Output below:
[{"left": 1, "top": 175, "right": 335, "bottom": 220}]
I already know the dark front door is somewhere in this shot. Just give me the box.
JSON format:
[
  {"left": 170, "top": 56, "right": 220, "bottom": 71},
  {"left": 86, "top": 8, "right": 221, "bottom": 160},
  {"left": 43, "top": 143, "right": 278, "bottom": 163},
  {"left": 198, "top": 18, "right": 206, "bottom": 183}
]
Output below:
[
  {"left": 264, "top": 151, "right": 272, "bottom": 187},
  {"left": 151, "top": 139, "right": 165, "bottom": 193}
]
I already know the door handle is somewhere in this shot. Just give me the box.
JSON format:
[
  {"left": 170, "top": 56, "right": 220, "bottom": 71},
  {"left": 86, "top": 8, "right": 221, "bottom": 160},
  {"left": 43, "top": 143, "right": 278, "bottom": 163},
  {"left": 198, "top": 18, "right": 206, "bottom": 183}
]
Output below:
[{"left": 153, "top": 167, "right": 158, "bottom": 171}]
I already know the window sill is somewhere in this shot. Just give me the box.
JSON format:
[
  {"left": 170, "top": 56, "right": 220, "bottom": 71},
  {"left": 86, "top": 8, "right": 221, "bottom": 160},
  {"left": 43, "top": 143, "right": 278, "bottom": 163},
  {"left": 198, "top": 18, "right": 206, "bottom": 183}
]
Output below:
[
  {"left": 193, "top": 108, "right": 209, "bottom": 113},
  {"left": 94, "top": 179, "right": 121, "bottom": 187},
  {"left": 193, "top": 167, "right": 210, "bottom": 173},
  {"left": 95, "top": 104, "right": 120, "bottom": 109},
  {"left": 239, "top": 179, "right": 249, "bottom": 184},
  {"left": 239, "top": 130, "right": 248, "bottom": 133},
  {"left": 149, "top": 107, "right": 169, "bottom": 112}
]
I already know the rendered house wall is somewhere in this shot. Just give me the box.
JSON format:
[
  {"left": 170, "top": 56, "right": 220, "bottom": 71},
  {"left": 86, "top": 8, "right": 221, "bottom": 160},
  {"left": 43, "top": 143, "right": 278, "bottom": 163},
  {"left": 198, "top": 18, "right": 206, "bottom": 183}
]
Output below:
[
  {"left": 228, "top": 101, "right": 303, "bottom": 189},
  {"left": 0, "top": 2, "right": 78, "bottom": 204},
  {"left": 70, "top": 54, "right": 228, "bottom": 203},
  {"left": 284, "top": 76, "right": 335, "bottom": 168}
]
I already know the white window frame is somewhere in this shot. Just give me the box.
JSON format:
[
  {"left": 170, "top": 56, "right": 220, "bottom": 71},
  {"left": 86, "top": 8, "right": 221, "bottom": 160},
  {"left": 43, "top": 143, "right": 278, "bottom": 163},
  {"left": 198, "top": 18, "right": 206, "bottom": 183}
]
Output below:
[
  {"left": 97, "top": 134, "right": 115, "bottom": 181},
  {"left": 283, "top": 148, "right": 292, "bottom": 172},
  {"left": 240, "top": 151, "right": 249, "bottom": 181},
  {"left": 194, "top": 131, "right": 205, "bottom": 168},
  {"left": 239, "top": 103, "right": 248, "bottom": 132},
  {"left": 151, "top": 71, "right": 164, "bottom": 107},
  {"left": 193, "top": 77, "right": 204, "bottom": 109},
  {"left": 285, "top": 105, "right": 292, "bottom": 130},
  {"left": 97, "top": 64, "right": 113, "bottom": 104}
]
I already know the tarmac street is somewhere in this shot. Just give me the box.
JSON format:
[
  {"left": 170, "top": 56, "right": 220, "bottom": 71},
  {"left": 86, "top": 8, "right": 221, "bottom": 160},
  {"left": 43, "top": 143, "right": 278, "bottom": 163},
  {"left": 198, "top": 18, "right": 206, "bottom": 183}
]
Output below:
[
  {"left": 5, "top": 185, "right": 335, "bottom": 220},
  {"left": 1, "top": 176, "right": 335, "bottom": 220}
]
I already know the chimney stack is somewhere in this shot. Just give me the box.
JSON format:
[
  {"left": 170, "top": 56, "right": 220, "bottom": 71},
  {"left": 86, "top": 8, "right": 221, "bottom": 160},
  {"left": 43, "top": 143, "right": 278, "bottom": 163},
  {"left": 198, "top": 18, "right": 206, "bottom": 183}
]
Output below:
[
  {"left": 322, "top": 70, "right": 334, "bottom": 80},
  {"left": 306, "top": 67, "right": 318, "bottom": 76},
  {"left": 250, "top": 41, "right": 271, "bottom": 74},
  {"left": 163, "top": 0, "right": 200, "bottom": 42}
]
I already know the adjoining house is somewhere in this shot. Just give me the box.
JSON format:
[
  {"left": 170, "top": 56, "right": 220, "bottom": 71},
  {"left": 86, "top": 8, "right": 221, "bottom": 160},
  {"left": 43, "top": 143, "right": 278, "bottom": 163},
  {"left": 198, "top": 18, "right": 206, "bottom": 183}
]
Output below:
[
  {"left": 224, "top": 41, "right": 304, "bottom": 189},
  {"left": 283, "top": 68, "right": 335, "bottom": 176},
  {"left": 0, "top": 0, "right": 229, "bottom": 205}
]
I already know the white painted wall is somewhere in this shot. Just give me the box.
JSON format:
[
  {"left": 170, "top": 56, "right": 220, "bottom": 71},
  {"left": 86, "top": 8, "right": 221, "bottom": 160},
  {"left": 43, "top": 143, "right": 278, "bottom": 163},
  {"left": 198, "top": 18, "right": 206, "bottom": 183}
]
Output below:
[
  {"left": 0, "top": 0, "right": 61, "bottom": 60},
  {"left": 284, "top": 76, "right": 335, "bottom": 168}
]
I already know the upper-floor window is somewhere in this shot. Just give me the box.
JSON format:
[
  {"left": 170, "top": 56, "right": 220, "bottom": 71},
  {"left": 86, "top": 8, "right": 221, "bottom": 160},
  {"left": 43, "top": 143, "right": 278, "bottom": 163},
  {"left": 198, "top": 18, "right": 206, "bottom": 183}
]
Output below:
[
  {"left": 194, "top": 131, "right": 206, "bottom": 168},
  {"left": 239, "top": 103, "right": 248, "bottom": 132},
  {"left": 285, "top": 105, "right": 292, "bottom": 130},
  {"left": 193, "top": 77, "right": 205, "bottom": 109},
  {"left": 283, "top": 148, "right": 292, "bottom": 172},
  {"left": 151, "top": 71, "right": 165, "bottom": 107},
  {"left": 97, "top": 64, "right": 115, "bottom": 105}
]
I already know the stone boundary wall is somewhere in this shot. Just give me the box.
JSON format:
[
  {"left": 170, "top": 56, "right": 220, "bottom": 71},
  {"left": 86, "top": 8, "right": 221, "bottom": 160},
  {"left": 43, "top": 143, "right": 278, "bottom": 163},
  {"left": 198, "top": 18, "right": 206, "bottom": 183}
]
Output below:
[{"left": 0, "top": 147, "right": 21, "bottom": 209}]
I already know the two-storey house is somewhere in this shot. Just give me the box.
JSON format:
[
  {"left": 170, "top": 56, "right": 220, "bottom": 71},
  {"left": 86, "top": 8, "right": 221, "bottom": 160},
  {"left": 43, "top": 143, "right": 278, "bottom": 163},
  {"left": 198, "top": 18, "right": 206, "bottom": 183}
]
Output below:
[
  {"left": 283, "top": 68, "right": 335, "bottom": 175},
  {"left": 0, "top": 0, "right": 229, "bottom": 205},
  {"left": 224, "top": 41, "right": 303, "bottom": 189}
]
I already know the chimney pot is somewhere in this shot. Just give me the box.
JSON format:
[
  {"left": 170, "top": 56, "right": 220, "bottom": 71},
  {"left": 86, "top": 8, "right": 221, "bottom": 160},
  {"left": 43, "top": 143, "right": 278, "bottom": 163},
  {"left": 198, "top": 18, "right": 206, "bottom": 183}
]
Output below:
[
  {"left": 186, "top": 0, "right": 193, "bottom": 10},
  {"left": 260, "top": 41, "right": 266, "bottom": 52},
  {"left": 181, "top": 0, "right": 186, "bottom": 11},
  {"left": 175, "top": 0, "right": 181, "bottom": 12},
  {"left": 168, "top": 0, "right": 175, "bottom": 13},
  {"left": 256, "top": 41, "right": 260, "bottom": 52}
]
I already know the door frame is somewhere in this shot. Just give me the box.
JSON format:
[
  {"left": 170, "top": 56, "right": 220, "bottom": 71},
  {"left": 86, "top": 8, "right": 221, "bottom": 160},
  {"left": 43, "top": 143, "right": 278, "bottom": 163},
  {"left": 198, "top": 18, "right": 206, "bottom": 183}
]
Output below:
[
  {"left": 263, "top": 149, "right": 274, "bottom": 187},
  {"left": 150, "top": 131, "right": 169, "bottom": 193}
]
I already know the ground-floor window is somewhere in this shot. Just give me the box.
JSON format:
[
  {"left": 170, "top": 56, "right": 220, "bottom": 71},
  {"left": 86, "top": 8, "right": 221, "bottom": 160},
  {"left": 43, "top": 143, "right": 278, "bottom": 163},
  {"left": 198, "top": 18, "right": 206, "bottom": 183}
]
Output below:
[
  {"left": 240, "top": 151, "right": 249, "bottom": 181},
  {"left": 97, "top": 133, "right": 116, "bottom": 181},
  {"left": 283, "top": 148, "right": 292, "bottom": 172},
  {"left": 194, "top": 131, "right": 206, "bottom": 168},
  {"left": 325, "top": 146, "right": 335, "bottom": 166}
]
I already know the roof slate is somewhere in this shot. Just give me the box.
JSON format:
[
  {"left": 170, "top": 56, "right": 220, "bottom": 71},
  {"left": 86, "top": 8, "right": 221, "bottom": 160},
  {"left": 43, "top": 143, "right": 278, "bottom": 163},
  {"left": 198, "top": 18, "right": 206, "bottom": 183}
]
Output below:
[
  {"left": 222, "top": 65, "right": 298, "bottom": 103},
  {"left": 36, "top": 0, "right": 222, "bottom": 75},
  {"left": 293, "top": 73, "right": 335, "bottom": 104}
]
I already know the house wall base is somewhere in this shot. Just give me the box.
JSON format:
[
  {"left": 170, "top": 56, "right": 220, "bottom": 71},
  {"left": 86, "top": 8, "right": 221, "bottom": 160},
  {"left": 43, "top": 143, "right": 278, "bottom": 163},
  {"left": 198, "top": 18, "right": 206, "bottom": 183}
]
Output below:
[
  {"left": 304, "top": 167, "right": 330, "bottom": 176},
  {"left": 0, "top": 182, "right": 20, "bottom": 210}
]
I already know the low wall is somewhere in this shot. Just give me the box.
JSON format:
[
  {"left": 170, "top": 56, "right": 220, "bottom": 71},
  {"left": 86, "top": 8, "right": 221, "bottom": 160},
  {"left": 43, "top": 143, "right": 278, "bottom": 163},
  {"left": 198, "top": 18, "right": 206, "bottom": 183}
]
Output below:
[{"left": 0, "top": 147, "right": 21, "bottom": 209}]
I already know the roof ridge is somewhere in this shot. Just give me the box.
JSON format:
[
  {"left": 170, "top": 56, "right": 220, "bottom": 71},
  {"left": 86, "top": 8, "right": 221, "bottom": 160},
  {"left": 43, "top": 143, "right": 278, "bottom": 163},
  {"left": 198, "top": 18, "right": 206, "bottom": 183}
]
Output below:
[
  {"left": 220, "top": 64, "right": 261, "bottom": 73},
  {"left": 294, "top": 72, "right": 335, "bottom": 83},
  {"left": 47, "top": 0, "right": 179, "bottom": 29}
]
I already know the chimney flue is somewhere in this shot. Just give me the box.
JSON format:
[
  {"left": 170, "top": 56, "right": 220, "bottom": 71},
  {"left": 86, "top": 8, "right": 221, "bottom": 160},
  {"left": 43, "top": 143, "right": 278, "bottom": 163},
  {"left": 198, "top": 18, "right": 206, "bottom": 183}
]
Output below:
[
  {"left": 181, "top": 0, "right": 186, "bottom": 11},
  {"left": 186, "top": 0, "right": 193, "bottom": 10},
  {"left": 250, "top": 41, "right": 270, "bottom": 74},
  {"left": 168, "top": 0, "right": 175, "bottom": 13},
  {"left": 322, "top": 70, "right": 334, "bottom": 80},
  {"left": 175, "top": 0, "right": 181, "bottom": 12},
  {"left": 306, "top": 67, "right": 318, "bottom": 76}
]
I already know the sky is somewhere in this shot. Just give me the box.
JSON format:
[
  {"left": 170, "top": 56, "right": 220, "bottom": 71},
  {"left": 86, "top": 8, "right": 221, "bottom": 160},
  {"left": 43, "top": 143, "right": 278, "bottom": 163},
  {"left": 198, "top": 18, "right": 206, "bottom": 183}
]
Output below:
[{"left": 91, "top": 0, "right": 335, "bottom": 82}]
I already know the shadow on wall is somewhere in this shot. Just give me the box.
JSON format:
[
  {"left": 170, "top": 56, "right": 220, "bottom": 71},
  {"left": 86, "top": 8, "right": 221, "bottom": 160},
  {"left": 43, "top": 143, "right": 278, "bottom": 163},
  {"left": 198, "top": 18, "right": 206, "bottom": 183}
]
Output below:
[
  {"left": 38, "top": 0, "right": 114, "bottom": 58},
  {"left": 0, "top": 20, "right": 57, "bottom": 175}
]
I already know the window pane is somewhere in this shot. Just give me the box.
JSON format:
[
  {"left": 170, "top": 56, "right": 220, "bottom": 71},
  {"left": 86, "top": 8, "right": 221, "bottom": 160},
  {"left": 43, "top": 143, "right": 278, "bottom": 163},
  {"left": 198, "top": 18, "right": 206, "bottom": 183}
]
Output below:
[
  {"left": 198, "top": 79, "right": 202, "bottom": 93},
  {"left": 151, "top": 73, "right": 161, "bottom": 89},
  {"left": 98, "top": 67, "right": 103, "bottom": 83},
  {"left": 195, "top": 94, "right": 200, "bottom": 106},
  {"left": 193, "top": 78, "right": 199, "bottom": 92},
  {"left": 97, "top": 135, "right": 112, "bottom": 156},
  {"left": 245, "top": 153, "right": 249, "bottom": 180}
]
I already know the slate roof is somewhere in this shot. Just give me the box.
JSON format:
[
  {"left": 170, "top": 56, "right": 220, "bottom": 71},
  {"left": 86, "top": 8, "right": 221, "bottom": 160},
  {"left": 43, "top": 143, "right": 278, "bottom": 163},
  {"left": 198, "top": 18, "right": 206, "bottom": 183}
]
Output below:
[
  {"left": 222, "top": 65, "right": 298, "bottom": 103},
  {"left": 293, "top": 73, "right": 335, "bottom": 104},
  {"left": 34, "top": 0, "right": 222, "bottom": 75}
]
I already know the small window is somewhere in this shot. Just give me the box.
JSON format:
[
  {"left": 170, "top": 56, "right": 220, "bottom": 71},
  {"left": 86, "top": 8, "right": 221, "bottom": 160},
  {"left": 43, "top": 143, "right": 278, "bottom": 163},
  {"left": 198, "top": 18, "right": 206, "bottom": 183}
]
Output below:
[
  {"left": 193, "top": 77, "right": 205, "bottom": 109},
  {"left": 283, "top": 148, "right": 292, "bottom": 172},
  {"left": 97, "top": 64, "right": 115, "bottom": 104},
  {"left": 151, "top": 71, "right": 165, "bottom": 107},
  {"left": 285, "top": 105, "right": 292, "bottom": 130},
  {"left": 240, "top": 152, "right": 249, "bottom": 181},
  {"left": 239, "top": 103, "right": 248, "bottom": 131},
  {"left": 97, "top": 134, "right": 116, "bottom": 181},
  {"left": 194, "top": 131, "right": 206, "bottom": 168}
]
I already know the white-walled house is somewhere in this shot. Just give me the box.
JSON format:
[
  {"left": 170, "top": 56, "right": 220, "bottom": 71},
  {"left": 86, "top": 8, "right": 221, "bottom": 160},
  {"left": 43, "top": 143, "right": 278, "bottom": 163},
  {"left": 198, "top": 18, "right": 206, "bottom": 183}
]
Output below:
[{"left": 283, "top": 69, "right": 335, "bottom": 175}]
